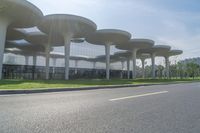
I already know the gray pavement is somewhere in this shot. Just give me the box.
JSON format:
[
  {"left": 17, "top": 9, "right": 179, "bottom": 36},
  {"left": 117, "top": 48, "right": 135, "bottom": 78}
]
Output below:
[{"left": 0, "top": 82, "right": 200, "bottom": 133}]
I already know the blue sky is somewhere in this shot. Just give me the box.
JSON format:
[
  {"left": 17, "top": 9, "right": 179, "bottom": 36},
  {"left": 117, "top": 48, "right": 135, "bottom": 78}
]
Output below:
[{"left": 27, "top": 0, "right": 200, "bottom": 60}]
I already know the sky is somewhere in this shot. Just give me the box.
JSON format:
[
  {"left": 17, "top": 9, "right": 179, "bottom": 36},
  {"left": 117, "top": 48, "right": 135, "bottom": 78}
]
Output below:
[
  {"left": 24, "top": 0, "right": 200, "bottom": 62},
  {"left": 26, "top": 0, "right": 200, "bottom": 59}
]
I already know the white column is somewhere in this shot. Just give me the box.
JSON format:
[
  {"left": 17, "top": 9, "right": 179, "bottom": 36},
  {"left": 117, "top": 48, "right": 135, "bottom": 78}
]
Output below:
[
  {"left": 45, "top": 44, "right": 50, "bottom": 80},
  {"left": 64, "top": 35, "right": 72, "bottom": 80},
  {"left": 132, "top": 49, "right": 138, "bottom": 79},
  {"left": 75, "top": 60, "right": 78, "bottom": 74},
  {"left": 0, "top": 19, "right": 10, "bottom": 79},
  {"left": 141, "top": 58, "right": 145, "bottom": 79},
  {"left": 105, "top": 43, "right": 111, "bottom": 80},
  {"left": 52, "top": 58, "right": 57, "bottom": 74},
  {"left": 93, "top": 62, "right": 96, "bottom": 69},
  {"left": 165, "top": 56, "right": 170, "bottom": 79},
  {"left": 151, "top": 53, "right": 156, "bottom": 79},
  {"left": 33, "top": 56, "right": 37, "bottom": 66},
  {"left": 121, "top": 61, "right": 125, "bottom": 70},
  {"left": 32, "top": 55, "right": 37, "bottom": 80},
  {"left": 25, "top": 56, "right": 29, "bottom": 66},
  {"left": 121, "top": 61, "right": 125, "bottom": 79},
  {"left": 127, "top": 59, "right": 130, "bottom": 79}
]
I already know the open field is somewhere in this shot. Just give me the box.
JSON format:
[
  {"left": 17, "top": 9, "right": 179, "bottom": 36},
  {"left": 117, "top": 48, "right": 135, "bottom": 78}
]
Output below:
[{"left": 0, "top": 78, "right": 199, "bottom": 90}]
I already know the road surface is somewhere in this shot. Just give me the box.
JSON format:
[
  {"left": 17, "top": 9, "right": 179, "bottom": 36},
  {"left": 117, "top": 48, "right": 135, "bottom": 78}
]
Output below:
[{"left": 0, "top": 82, "right": 200, "bottom": 133}]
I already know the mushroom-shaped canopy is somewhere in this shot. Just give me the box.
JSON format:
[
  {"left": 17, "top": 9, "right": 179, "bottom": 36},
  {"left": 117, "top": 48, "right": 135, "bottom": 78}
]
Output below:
[
  {"left": 137, "top": 53, "right": 151, "bottom": 59},
  {"left": 48, "top": 52, "right": 64, "bottom": 59},
  {"left": 114, "top": 51, "right": 132, "bottom": 59},
  {"left": 94, "top": 55, "right": 123, "bottom": 63},
  {"left": 44, "top": 52, "right": 90, "bottom": 61},
  {"left": 85, "top": 57, "right": 94, "bottom": 62},
  {"left": 157, "top": 49, "right": 183, "bottom": 57},
  {"left": 70, "top": 55, "right": 90, "bottom": 61},
  {"left": 168, "top": 50, "right": 183, "bottom": 56},
  {"left": 86, "top": 29, "right": 131, "bottom": 45},
  {"left": 5, "top": 48, "right": 38, "bottom": 56},
  {"left": 93, "top": 55, "right": 107, "bottom": 62},
  {"left": 114, "top": 51, "right": 151, "bottom": 60},
  {"left": 6, "top": 28, "right": 25, "bottom": 40},
  {"left": 5, "top": 40, "right": 45, "bottom": 52},
  {"left": 116, "top": 39, "right": 154, "bottom": 50},
  {"left": 71, "top": 38, "right": 85, "bottom": 43},
  {"left": 38, "top": 14, "right": 97, "bottom": 38},
  {"left": 38, "top": 14, "right": 97, "bottom": 80},
  {"left": 38, "top": 52, "right": 64, "bottom": 59},
  {"left": 0, "top": 0, "right": 43, "bottom": 28},
  {"left": 25, "top": 33, "right": 64, "bottom": 46},
  {"left": 138, "top": 45, "right": 171, "bottom": 55},
  {"left": 4, "top": 48, "right": 21, "bottom": 55}
]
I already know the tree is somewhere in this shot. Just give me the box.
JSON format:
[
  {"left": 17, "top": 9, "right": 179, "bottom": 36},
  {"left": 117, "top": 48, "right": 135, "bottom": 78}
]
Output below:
[
  {"left": 157, "top": 65, "right": 164, "bottom": 79},
  {"left": 186, "top": 62, "right": 200, "bottom": 79},
  {"left": 177, "top": 62, "right": 184, "bottom": 79}
]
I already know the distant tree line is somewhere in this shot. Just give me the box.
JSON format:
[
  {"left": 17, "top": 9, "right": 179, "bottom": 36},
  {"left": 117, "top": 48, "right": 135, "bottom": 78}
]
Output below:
[{"left": 137, "top": 58, "right": 200, "bottom": 79}]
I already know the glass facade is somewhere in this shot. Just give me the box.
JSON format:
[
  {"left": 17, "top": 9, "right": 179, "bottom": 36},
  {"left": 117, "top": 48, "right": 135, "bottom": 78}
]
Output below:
[{"left": 2, "top": 64, "right": 129, "bottom": 80}]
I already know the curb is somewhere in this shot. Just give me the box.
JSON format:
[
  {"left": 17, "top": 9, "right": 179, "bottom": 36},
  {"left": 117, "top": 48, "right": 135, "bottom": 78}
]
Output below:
[{"left": 0, "top": 82, "right": 196, "bottom": 95}]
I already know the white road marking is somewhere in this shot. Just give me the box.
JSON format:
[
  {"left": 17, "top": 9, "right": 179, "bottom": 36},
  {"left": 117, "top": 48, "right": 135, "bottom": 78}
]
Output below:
[{"left": 109, "top": 91, "right": 169, "bottom": 101}]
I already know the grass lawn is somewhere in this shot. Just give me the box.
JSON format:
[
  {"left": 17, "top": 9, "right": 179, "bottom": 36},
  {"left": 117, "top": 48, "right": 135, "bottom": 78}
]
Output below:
[{"left": 0, "top": 78, "right": 199, "bottom": 90}]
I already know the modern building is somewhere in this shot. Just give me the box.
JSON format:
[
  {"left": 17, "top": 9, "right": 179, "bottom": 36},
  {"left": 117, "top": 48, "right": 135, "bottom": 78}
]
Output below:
[{"left": 1, "top": 0, "right": 183, "bottom": 80}]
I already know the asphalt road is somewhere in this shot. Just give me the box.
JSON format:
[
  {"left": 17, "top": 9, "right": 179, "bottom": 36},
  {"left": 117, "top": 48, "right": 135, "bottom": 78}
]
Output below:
[{"left": 0, "top": 82, "right": 200, "bottom": 133}]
